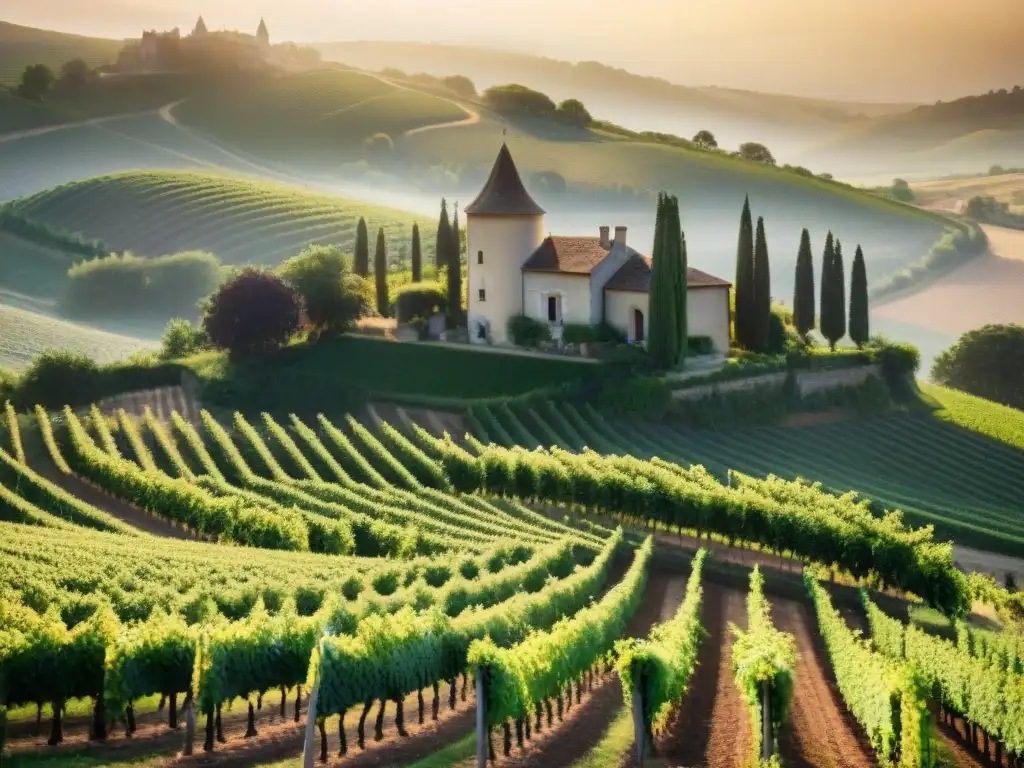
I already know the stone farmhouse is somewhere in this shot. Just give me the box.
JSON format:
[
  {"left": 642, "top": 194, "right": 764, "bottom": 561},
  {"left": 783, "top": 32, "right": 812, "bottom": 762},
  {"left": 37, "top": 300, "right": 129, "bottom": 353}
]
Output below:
[{"left": 464, "top": 144, "right": 732, "bottom": 350}]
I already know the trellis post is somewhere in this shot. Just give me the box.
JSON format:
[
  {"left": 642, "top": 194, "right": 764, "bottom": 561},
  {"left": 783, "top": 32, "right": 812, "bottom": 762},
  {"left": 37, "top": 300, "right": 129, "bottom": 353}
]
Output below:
[
  {"left": 476, "top": 672, "right": 488, "bottom": 768},
  {"left": 631, "top": 676, "right": 647, "bottom": 765}
]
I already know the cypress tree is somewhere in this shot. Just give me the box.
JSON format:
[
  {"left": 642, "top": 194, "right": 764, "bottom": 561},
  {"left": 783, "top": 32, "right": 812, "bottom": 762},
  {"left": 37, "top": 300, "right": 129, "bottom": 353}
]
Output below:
[
  {"left": 849, "top": 244, "right": 869, "bottom": 347},
  {"left": 734, "top": 196, "right": 755, "bottom": 349},
  {"left": 411, "top": 223, "right": 422, "bottom": 282},
  {"left": 821, "top": 237, "right": 847, "bottom": 350},
  {"left": 833, "top": 239, "right": 846, "bottom": 346},
  {"left": 354, "top": 217, "right": 369, "bottom": 277},
  {"left": 752, "top": 215, "right": 771, "bottom": 352},
  {"left": 435, "top": 198, "right": 451, "bottom": 271},
  {"left": 677, "top": 225, "right": 688, "bottom": 366},
  {"left": 819, "top": 232, "right": 835, "bottom": 347},
  {"left": 374, "top": 228, "right": 388, "bottom": 315},
  {"left": 448, "top": 204, "right": 463, "bottom": 325},
  {"left": 647, "top": 194, "right": 672, "bottom": 368},
  {"left": 792, "top": 228, "right": 815, "bottom": 343},
  {"left": 648, "top": 193, "right": 686, "bottom": 369}
]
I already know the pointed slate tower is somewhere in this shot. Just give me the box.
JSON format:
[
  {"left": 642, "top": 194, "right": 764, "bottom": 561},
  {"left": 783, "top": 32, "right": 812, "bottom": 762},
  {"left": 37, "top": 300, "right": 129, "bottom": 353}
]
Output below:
[
  {"left": 256, "top": 18, "right": 270, "bottom": 47},
  {"left": 192, "top": 15, "right": 208, "bottom": 36},
  {"left": 465, "top": 143, "right": 546, "bottom": 345}
]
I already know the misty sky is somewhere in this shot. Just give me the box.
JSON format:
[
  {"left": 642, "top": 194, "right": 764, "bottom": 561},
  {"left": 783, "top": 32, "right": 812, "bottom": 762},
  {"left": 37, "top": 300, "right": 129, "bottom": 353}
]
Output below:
[{"left": 5, "top": 0, "right": 1022, "bottom": 102}]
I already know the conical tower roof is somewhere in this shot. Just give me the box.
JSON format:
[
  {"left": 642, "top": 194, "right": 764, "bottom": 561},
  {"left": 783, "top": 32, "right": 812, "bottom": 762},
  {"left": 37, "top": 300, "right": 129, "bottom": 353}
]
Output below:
[
  {"left": 464, "top": 143, "right": 545, "bottom": 215},
  {"left": 193, "top": 15, "right": 208, "bottom": 34},
  {"left": 256, "top": 18, "right": 269, "bottom": 40}
]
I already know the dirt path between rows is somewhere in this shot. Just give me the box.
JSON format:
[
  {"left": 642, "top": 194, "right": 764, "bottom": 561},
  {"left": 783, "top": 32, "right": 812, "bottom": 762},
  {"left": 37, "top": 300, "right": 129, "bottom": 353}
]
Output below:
[
  {"left": 771, "top": 596, "right": 877, "bottom": 768},
  {"left": 494, "top": 567, "right": 680, "bottom": 768},
  {"left": 19, "top": 427, "right": 193, "bottom": 539},
  {"left": 651, "top": 581, "right": 750, "bottom": 768}
]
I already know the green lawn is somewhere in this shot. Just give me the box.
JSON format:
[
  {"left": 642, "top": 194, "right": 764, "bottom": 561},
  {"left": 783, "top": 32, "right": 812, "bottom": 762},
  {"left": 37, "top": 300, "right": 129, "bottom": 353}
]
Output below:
[
  {"left": 186, "top": 335, "right": 599, "bottom": 414},
  {"left": 10, "top": 170, "right": 436, "bottom": 266}
]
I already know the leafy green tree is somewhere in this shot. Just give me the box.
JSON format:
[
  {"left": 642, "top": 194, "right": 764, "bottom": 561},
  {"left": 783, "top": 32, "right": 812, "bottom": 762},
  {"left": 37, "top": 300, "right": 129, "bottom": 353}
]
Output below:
[
  {"left": 848, "top": 245, "right": 869, "bottom": 347},
  {"left": 692, "top": 130, "right": 717, "bottom": 149},
  {"left": 752, "top": 216, "right": 771, "bottom": 352},
  {"left": 374, "top": 228, "right": 388, "bottom": 315},
  {"left": 448, "top": 204, "right": 462, "bottom": 324},
  {"left": 202, "top": 268, "right": 300, "bottom": 356},
  {"left": 435, "top": 199, "right": 451, "bottom": 271},
  {"left": 734, "top": 196, "right": 755, "bottom": 349},
  {"left": 739, "top": 142, "right": 776, "bottom": 165},
  {"left": 482, "top": 84, "right": 556, "bottom": 117},
  {"left": 278, "top": 245, "right": 365, "bottom": 333},
  {"left": 441, "top": 75, "right": 476, "bottom": 98},
  {"left": 16, "top": 64, "right": 55, "bottom": 101},
  {"left": 159, "top": 319, "right": 207, "bottom": 360},
  {"left": 648, "top": 194, "right": 686, "bottom": 369},
  {"left": 556, "top": 98, "right": 592, "bottom": 127},
  {"left": 932, "top": 324, "right": 1024, "bottom": 409},
  {"left": 59, "top": 59, "right": 90, "bottom": 90},
  {"left": 411, "top": 223, "right": 422, "bottom": 282},
  {"left": 354, "top": 217, "right": 369, "bottom": 277},
  {"left": 793, "top": 228, "right": 815, "bottom": 342}
]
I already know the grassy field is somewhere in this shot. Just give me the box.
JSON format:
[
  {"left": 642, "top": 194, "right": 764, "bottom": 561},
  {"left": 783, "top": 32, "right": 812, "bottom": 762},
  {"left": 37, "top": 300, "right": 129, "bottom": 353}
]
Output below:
[
  {"left": 920, "top": 382, "right": 1024, "bottom": 452},
  {"left": 9, "top": 170, "right": 436, "bottom": 266},
  {"left": 0, "top": 21, "right": 120, "bottom": 86},
  {"left": 911, "top": 171, "right": 1024, "bottom": 214},
  {"left": 463, "top": 396, "right": 1024, "bottom": 557},
  {"left": 0, "top": 298, "right": 155, "bottom": 371},
  {"left": 174, "top": 68, "right": 471, "bottom": 162}
]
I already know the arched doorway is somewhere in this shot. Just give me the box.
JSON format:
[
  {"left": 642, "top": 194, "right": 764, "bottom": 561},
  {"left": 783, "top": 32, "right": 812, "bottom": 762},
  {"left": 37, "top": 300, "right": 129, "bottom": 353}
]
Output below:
[{"left": 633, "top": 308, "right": 645, "bottom": 343}]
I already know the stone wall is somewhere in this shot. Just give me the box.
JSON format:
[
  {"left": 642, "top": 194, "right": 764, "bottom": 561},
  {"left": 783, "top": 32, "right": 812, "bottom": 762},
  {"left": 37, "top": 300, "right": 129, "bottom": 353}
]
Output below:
[{"left": 670, "top": 364, "right": 882, "bottom": 402}]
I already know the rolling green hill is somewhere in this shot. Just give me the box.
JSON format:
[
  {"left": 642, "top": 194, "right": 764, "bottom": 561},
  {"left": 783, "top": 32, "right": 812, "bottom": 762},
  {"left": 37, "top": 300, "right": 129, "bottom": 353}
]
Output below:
[
  {"left": 9, "top": 170, "right": 436, "bottom": 266},
  {"left": 173, "top": 68, "right": 471, "bottom": 162},
  {"left": 0, "top": 20, "right": 120, "bottom": 85},
  {"left": 809, "top": 87, "right": 1024, "bottom": 175},
  {"left": 313, "top": 40, "right": 915, "bottom": 128}
]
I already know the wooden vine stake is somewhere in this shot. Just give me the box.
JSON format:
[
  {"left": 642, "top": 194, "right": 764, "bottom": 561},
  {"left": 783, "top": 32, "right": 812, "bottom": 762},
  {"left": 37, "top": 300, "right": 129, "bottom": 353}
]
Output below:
[
  {"left": 302, "top": 641, "right": 323, "bottom": 768},
  {"left": 762, "top": 680, "right": 772, "bottom": 763},
  {"left": 476, "top": 671, "right": 488, "bottom": 768},
  {"left": 631, "top": 677, "right": 647, "bottom": 766}
]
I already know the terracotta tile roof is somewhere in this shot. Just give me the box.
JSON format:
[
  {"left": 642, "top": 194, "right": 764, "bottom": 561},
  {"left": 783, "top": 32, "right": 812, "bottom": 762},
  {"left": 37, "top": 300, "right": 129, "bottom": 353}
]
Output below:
[
  {"left": 464, "top": 143, "right": 546, "bottom": 216},
  {"left": 604, "top": 253, "right": 731, "bottom": 292},
  {"left": 522, "top": 236, "right": 611, "bottom": 274}
]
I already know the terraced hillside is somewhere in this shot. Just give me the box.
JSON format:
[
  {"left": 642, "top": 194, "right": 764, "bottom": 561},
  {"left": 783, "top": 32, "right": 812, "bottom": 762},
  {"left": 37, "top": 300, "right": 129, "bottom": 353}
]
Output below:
[
  {"left": 461, "top": 394, "right": 1024, "bottom": 558},
  {"left": 8, "top": 170, "right": 435, "bottom": 265}
]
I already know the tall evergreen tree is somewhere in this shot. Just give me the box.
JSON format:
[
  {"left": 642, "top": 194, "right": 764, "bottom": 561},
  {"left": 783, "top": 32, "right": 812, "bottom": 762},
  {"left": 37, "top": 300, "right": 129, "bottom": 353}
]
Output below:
[
  {"left": 448, "top": 204, "right": 463, "bottom": 324},
  {"left": 819, "top": 231, "right": 834, "bottom": 346},
  {"left": 647, "top": 194, "right": 673, "bottom": 367},
  {"left": 677, "top": 226, "right": 688, "bottom": 366},
  {"left": 648, "top": 194, "right": 687, "bottom": 369},
  {"left": 792, "top": 228, "right": 815, "bottom": 343},
  {"left": 752, "top": 215, "right": 771, "bottom": 352},
  {"left": 354, "top": 217, "right": 369, "bottom": 277},
  {"left": 435, "top": 198, "right": 451, "bottom": 271},
  {"left": 374, "top": 228, "right": 388, "bottom": 315},
  {"left": 821, "top": 237, "right": 847, "bottom": 350},
  {"left": 410, "top": 223, "right": 422, "bottom": 282},
  {"left": 734, "top": 196, "right": 755, "bottom": 349},
  {"left": 849, "top": 244, "right": 869, "bottom": 347}
]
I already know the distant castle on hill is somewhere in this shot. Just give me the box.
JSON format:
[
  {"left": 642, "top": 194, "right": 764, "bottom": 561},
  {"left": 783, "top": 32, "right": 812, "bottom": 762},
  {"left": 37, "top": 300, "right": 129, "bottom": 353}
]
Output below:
[{"left": 129, "top": 17, "right": 271, "bottom": 72}]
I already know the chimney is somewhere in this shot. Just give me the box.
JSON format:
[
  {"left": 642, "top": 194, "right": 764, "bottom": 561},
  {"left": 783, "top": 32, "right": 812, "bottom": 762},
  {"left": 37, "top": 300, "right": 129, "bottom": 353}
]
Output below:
[
  {"left": 614, "top": 226, "right": 627, "bottom": 247},
  {"left": 599, "top": 226, "right": 610, "bottom": 249}
]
